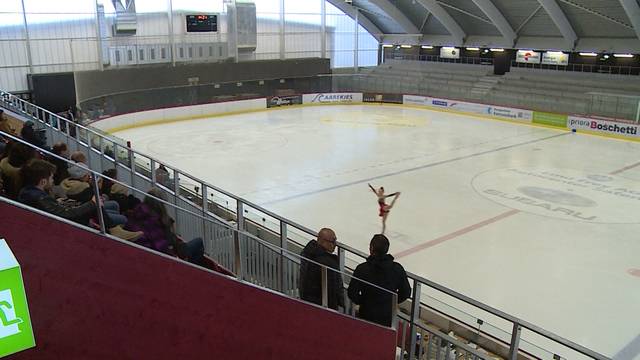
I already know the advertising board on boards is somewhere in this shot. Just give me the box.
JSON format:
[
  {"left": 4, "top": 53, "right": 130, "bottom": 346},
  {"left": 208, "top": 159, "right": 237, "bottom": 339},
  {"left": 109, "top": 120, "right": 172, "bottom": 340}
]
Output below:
[
  {"left": 266, "top": 95, "right": 302, "bottom": 108},
  {"left": 568, "top": 116, "right": 639, "bottom": 138},
  {"left": 302, "top": 93, "right": 362, "bottom": 104}
]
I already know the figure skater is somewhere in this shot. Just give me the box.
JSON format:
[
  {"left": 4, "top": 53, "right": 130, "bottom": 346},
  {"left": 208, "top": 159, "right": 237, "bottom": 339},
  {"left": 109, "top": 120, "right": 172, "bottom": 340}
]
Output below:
[{"left": 368, "top": 183, "right": 400, "bottom": 234}]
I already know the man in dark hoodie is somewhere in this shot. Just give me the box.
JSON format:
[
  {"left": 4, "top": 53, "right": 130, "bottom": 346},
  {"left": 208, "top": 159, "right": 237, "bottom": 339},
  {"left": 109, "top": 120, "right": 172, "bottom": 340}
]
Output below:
[
  {"left": 299, "top": 228, "right": 344, "bottom": 310},
  {"left": 348, "top": 234, "right": 411, "bottom": 327}
]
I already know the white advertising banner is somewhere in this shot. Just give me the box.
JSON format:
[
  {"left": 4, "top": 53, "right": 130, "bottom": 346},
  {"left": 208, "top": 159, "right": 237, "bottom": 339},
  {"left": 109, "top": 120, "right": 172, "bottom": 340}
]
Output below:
[
  {"left": 488, "top": 105, "right": 533, "bottom": 122},
  {"left": 568, "top": 116, "right": 639, "bottom": 138},
  {"left": 403, "top": 95, "right": 533, "bottom": 123},
  {"left": 542, "top": 52, "right": 569, "bottom": 66},
  {"left": 403, "top": 95, "right": 430, "bottom": 106},
  {"left": 440, "top": 47, "right": 460, "bottom": 59},
  {"left": 303, "top": 93, "right": 363, "bottom": 104},
  {"left": 516, "top": 50, "right": 541, "bottom": 64}
]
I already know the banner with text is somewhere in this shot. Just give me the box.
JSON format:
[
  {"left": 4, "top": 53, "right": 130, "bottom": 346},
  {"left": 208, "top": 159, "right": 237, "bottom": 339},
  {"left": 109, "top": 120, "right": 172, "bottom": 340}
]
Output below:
[
  {"left": 303, "top": 93, "right": 362, "bottom": 104},
  {"left": 516, "top": 50, "right": 541, "bottom": 64},
  {"left": 542, "top": 52, "right": 569, "bottom": 66},
  {"left": 488, "top": 105, "right": 533, "bottom": 122},
  {"left": 403, "top": 95, "right": 532, "bottom": 123},
  {"left": 568, "top": 116, "right": 639, "bottom": 139}
]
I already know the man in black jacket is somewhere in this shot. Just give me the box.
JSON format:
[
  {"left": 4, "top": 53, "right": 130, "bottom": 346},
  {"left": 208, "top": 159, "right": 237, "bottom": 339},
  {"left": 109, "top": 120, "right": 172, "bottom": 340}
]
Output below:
[
  {"left": 299, "top": 228, "right": 344, "bottom": 310},
  {"left": 17, "top": 159, "right": 143, "bottom": 241},
  {"left": 348, "top": 234, "right": 411, "bottom": 327},
  {"left": 18, "top": 159, "right": 97, "bottom": 225}
]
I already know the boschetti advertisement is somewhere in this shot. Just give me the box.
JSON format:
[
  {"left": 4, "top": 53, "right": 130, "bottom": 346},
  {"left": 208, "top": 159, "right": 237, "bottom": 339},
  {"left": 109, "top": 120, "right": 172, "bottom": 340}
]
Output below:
[
  {"left": 568, "top": 116, "right": 639, "bottom": 138},
  {"left": 541, "top": 52, "right": 569, "bottom": 66},
  {"left": 267, "top": 95, "right": 302, "bottom": 108},
  {"left": 516, "top": 50, "right": 541, "bottom": 64},
  {"left": 488, "top": 106, "right": 533, "bottom": 122},
  {"left": 303, "top": 93, "right": 363, "bottom": 104},
  {"left": 440, "top": 47, "right": 460, "bottom": 59}
]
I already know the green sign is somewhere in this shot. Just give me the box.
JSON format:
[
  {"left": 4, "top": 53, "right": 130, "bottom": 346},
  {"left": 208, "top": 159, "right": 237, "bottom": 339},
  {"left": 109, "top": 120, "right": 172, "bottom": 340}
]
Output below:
[
  {"left": 0, "top": 239, "right": 35, "bottom": 358},
  {"left": 533, "top": 111, "right": 568, "bottom": 128}
]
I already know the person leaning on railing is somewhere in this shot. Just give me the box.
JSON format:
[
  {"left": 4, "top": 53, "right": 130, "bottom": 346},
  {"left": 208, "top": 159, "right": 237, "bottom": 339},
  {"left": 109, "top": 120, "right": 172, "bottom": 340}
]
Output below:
[
  {"left": 299, "top": 228, "right": 344, "bottom": 311},
  {"left": 347, "top": 234, "right": 411, "bottom": 327}
]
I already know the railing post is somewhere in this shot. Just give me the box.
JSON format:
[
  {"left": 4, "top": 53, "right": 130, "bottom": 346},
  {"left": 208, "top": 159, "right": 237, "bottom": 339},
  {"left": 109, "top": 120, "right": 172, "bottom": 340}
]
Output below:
[
  {"left": 234, "top": 202, "right": 244, "bottom": 280},
  {"left": 128, "top": 147, "right": 135, "bottom": 185},
  {"left": 321, "top": 265, "right": 328, "bottom": 307},
  {"left": 92, "top": 175, "right": 106, "bottom": 235},
  {"left": 279, "top": 221, "right": 287, "bottom": 292},
  {"left": 150, "top": 159, "right": 156, "bottom": 186},
  {"left": 508, "top": 322, "right": 522, "bottom": 360},
  {"left": 201, "top": 182, "right": 208, "bottom": 241},
  {"left": 391, "top": 293, "right": 398, "bottom": 330},
  {"left": 408, "top": 280, "right": 422, "bottom": 360}
]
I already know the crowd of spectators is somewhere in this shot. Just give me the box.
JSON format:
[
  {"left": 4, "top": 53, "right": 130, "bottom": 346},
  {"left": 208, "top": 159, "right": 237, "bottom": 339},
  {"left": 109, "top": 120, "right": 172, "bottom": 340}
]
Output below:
[{"left": 0, "top": 108, "right": 211, "bottom": 269}]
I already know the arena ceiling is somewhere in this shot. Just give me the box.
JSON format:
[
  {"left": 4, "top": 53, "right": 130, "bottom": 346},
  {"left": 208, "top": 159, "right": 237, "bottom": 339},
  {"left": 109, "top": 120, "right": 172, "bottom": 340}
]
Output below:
[{"left": 330, "top": 0, "right": 640, "bottom": 52}]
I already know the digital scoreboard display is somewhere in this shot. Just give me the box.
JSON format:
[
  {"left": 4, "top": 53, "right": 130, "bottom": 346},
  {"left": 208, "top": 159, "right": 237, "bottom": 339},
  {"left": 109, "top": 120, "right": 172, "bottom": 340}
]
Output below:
[{"left": 186, "top": 14, "right": 218, "bottom": 32}]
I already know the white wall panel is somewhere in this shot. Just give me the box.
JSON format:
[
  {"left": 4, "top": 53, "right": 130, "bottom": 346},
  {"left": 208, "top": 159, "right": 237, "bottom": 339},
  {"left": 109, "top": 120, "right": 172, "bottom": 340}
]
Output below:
[
  {"left": 0, "top": 41, "right": 29, "bottom": 67},
  {"left": 0, "top": 67, "right": 29, "bottom": 92}
]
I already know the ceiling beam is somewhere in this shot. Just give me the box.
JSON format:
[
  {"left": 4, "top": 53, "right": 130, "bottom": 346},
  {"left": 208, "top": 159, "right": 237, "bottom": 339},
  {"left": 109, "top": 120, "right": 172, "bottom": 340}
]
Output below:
[
  {"left": 414, "top": 0, "right": 466, "bottom": 45},
  {"left": 471, "top": 0, "right": 516, "bottom": 46},
  {"left": 326, "top": 0, "right": 384, "bottom": 41},
  {"left": 367, "top": 0, "right": 420, "bottom": 34},
  {"left": 619, "top": 0, "right": 640, "bottom": 39},
  {"left": 536, "top": 0, "right": 578, "bottom": 47}
]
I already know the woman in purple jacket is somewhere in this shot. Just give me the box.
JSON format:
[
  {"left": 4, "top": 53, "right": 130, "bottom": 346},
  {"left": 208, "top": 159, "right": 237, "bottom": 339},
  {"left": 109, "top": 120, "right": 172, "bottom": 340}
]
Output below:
[{"left": 126, "top": 187, "right": 205, "bottom": 265}]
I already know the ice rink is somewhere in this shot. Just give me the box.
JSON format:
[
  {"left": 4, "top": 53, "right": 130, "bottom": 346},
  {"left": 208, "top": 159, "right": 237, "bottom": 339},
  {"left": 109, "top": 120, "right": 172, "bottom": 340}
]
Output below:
[{"left": 114, "top": 104, "right": 640, "bottom": 358}]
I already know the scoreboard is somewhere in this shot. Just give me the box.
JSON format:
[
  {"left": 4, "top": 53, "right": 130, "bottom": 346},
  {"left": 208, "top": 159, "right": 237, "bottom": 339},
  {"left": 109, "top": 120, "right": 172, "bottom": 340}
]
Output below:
[{"left": 186, "top": 14, "right": 218, "bottom": 32}]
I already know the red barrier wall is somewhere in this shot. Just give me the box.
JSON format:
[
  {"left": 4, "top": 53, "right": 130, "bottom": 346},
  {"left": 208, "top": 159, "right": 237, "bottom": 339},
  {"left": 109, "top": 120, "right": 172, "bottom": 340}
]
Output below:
[{"left": 0, "top": 201, "right": 397, "bottom": 359}]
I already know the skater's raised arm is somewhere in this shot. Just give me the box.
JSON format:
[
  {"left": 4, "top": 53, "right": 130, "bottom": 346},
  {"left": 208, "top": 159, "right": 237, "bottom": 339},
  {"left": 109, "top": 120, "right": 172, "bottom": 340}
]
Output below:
[{"left": 368, "top": 183, "right": 377, "bottom": 194}]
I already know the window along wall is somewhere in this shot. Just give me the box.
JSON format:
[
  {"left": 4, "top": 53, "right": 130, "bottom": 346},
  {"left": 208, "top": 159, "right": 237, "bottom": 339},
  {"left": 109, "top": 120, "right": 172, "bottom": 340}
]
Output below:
[{"left": 0, "top": 0, "right": 379, "bottom": 92}]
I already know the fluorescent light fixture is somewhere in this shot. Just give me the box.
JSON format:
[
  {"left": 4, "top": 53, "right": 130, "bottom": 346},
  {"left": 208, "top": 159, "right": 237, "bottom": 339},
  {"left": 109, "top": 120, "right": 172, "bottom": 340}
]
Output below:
[
  {"left": 579, "top": 52, "right": 598, "bottom": 57},
  {"left": 613, "top": 54, "right": 634, "bottom": 58},
  {"left": 421, "top": 45, "right": 433, "bottom": 49},
  {"left": 382, "top": 44, "right": 394, "bottom": 48},
  {"left": 490, "top": 48, "right": 504, "bottom": 52},
  {"left": 442, "top": 46, "right": 457, "bottom": 50},
  {"left": 546, "top": 51, "right": 565, "bottom": 55},
  {"left": 400, "top": 45, "right": 412, "bottom": 49},
  {"left": 466, "top": 47, "right": 480, "bottom": 51}
]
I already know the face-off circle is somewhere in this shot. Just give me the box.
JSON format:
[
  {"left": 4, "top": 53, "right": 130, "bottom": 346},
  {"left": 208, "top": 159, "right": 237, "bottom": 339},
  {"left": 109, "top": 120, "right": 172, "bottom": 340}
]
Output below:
[{"left": 472, "top": 168, "right": 640, "bottom": 224}]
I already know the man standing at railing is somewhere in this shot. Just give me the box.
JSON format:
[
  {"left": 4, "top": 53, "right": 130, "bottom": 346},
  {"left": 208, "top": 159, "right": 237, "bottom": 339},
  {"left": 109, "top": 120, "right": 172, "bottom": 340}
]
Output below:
[
  {"left": 299, "top": 228, "right": 344, "bottom": 311},
  {"left": 347, "top": 234, "right": 411, "bottom": 327}
]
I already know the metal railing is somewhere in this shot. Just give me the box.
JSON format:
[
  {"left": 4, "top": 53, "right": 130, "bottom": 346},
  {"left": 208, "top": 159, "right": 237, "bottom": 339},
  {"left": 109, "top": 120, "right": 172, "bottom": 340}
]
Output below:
[
  {"left": 383, "top": 53, "right": 494, "bottom": 66},
  {"left": 0, "top": 131, "right": 410, "bottom": 348},
  {"left": 0, "top": 89, "right": 611, "bottom": 360},
  {"left": 511, "top": 60, "right": 640, "bottom": 76}
]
